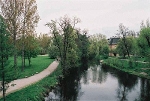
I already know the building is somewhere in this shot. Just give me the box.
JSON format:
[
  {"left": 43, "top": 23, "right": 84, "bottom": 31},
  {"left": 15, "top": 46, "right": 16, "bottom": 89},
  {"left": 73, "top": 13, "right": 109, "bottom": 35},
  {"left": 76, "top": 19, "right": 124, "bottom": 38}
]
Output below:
[{"left": 108, "top": 37, "right": 120, "bottom": 56}]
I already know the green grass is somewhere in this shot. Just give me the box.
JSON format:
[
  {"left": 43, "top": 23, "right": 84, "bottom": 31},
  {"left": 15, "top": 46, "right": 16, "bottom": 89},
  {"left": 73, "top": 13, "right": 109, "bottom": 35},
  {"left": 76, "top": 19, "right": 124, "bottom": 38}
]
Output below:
[
  {"left": 103, "top": 57, "right": 150, "bottom": 79},
  {"left": 9, "top": 56, "right": 54, "bottom": 79},
  {"left": 0, "top": 65, "right": 62, "bottom": 101},
  {"left": 130, "top": 57, "right": 147, "bottom": 62}
]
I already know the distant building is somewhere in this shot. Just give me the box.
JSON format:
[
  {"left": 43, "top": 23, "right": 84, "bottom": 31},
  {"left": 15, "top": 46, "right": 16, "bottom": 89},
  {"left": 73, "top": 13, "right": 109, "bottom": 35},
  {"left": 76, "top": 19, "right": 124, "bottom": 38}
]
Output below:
[{"left": 108, "top": 37, "right": 120, "bottom": 56}]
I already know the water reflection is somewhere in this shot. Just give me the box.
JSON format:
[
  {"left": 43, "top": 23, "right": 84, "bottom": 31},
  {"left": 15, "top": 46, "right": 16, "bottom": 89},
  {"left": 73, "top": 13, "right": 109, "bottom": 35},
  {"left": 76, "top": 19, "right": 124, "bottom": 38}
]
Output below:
[
  {"left": 45, "top": 63, "right": 150, "bottom": 101},
  {"left": 59, "top": 68, "right": 81, "bottom": 101},
  {"left": 116, "top": 72, "right": 138, "bottom": 101},
  {"left": 135, "top": 79, "right": 150, "bottom": 101},
  {"left": 82, "top": 65, "right": 108, "bottom": 84}
]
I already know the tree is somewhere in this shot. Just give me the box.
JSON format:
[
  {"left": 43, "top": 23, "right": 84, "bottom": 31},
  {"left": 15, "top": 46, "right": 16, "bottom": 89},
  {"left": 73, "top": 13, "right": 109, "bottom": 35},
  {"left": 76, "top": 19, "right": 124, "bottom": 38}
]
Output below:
[
  {"left": 118, "top": 24, "right": 131, "bottom": 58},
  {"left": 46, "top": 15, "right": 80, "bottom": 75},
  {"left": 46, "top": 16, "right": 81, "bottom": 101},
  {"left": 111, "top": 49, "right": 117, "bottom": 57},
  {"left": 76, "top": 29, "right": 90, "bottom": 61},
  {"left": 100, "top": 45, "right": 109, "bottom": 59},
  {"left": 140, "top": 27, "right": 150, "bottom": 47},
  {"left": 137, "top": 23, "right": 150, "bottom": 63},
  {"left": 0, "top": 0, "right": 39, "bottom": 70},
  {"left": 38, "top": 33, "right": 51, "bottom": 55},
  {"left": 48, "top": 45, "right": 59, "bottom": 59},
  {"left": 88, "top": 33, "right": 108, "bottom": 59},
  {"left": 24, "top": 34, "right": 39, "bottom": 66},
  {"left": 116, "top": 37, "right": 135, "bottom": 58},
  {"left": 0, "top": 15, "right": 11, "bottom": 101},
  {"left": 20, "top": 0, "right": 39, "bottom": 71},
  {"left": 0, "top": 0, "right": 24, "bottom": 68}
]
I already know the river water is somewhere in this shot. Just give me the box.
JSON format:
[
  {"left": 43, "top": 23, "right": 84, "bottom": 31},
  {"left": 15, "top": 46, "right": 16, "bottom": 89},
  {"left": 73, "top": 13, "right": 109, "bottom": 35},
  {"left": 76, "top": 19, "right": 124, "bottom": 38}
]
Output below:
[{"left": 45, "top": 62, "right": 150, "bottom": 101}]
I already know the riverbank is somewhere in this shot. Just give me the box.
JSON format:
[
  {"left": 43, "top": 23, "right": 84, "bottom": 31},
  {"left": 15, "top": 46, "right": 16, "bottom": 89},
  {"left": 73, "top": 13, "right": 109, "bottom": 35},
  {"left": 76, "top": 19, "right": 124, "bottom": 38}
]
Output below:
[
  {"left": 103, "top": 57, "right": 150, "bottom": 79},
  {"left": 0, "top": 62, "right": 62, "bottom": 101}
]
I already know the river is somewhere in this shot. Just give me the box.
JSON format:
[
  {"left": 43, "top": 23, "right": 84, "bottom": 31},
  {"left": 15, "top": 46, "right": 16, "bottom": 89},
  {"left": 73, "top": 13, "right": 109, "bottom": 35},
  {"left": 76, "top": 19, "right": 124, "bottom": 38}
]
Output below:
[{"left": 45, "top": 62, "right": 150, "bottom": 101}]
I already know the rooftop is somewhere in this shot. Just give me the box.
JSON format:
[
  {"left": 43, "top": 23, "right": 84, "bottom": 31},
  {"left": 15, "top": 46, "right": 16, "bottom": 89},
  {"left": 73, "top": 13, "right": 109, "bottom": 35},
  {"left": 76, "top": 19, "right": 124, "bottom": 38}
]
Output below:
[{"left": 109, "top": 37, "right": 120, "bottom": 45}]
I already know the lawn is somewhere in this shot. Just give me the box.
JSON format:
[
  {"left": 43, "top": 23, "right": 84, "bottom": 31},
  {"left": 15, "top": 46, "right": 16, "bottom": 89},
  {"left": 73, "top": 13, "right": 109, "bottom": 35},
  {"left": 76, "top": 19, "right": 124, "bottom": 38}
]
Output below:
[{"left": 9, "top": 55, "right": 54, "bottom": 79}]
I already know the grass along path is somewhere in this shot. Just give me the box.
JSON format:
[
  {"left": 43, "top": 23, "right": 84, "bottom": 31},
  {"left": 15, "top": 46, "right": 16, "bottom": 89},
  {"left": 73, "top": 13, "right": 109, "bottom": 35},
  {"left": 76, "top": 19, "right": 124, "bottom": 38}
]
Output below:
[
  {"left": 0, "top": 60, "right": 59, "bottom": 98},
  {"left": 0, "top": 64, "right": 62, "bottom": 101},
  {"left": 9, "top": 56, "right": 54, "bottom": 79}
]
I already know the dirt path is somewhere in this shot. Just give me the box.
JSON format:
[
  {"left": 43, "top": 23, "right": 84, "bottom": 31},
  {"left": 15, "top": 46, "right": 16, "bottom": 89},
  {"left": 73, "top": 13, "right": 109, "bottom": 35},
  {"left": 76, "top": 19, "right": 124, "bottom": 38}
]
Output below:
[{"left": 0, "top": 61, "right": 59, "bottom": 97}]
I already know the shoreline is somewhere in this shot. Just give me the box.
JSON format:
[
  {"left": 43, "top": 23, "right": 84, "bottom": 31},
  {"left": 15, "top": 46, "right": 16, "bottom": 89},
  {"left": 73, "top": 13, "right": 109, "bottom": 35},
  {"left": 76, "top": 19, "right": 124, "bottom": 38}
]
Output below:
[{"left": 102, "top": 62, "right": 150, "bottom": 80}]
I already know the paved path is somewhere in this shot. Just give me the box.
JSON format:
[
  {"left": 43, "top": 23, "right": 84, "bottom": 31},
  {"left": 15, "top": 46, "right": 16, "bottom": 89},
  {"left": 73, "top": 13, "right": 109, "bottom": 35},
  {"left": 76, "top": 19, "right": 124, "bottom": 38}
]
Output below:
[{"left": 0, "top": 61, "right": 59, "bottom": 97}]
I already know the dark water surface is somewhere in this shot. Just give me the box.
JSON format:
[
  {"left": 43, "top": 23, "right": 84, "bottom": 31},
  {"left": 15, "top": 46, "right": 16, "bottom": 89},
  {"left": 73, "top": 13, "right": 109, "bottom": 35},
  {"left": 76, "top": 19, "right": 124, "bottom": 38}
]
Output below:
[{"left": 45, "top": 63, "right": 150, "bottom": 101}]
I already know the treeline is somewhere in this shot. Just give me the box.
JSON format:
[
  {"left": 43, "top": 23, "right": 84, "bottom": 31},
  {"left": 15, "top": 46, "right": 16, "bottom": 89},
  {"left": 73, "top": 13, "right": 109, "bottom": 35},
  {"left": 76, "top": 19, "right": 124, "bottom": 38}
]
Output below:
[{"left": 112, "top": 20, "right": 150, "bottom": 63}]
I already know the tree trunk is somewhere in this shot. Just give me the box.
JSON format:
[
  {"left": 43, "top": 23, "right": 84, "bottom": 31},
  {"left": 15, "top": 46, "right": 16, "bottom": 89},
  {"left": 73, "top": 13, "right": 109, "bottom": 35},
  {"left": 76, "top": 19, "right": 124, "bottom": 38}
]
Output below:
[
  {"left": 21, "top": 49, "right": 25, "bottom": 71},
  {"left": 2, "top": 71, "right": 5, "bottom": 101},
  {"left": 146, "top": 36, "right": 150, "bottom": 47},
  {"left": 1, "top": 42, "right": 5, "bottom": 100},
  {"left": 24, "top": 56, "right": 26, "bottom": 67},
  {"left": 28, "top": 56, "right": 31, "bottom": 66},
  {"left": 123, "top": 37, "right": 130, "bottom": 58},
  {"left": 123, "top": 54, "right": 126, "bottom": 58},
  {"left": 121, "top": 86, "right": 126, "bottom": 101},
  {"left": 13, "top": 22, "right": 17, "bottom": 69},
  {"left": 29, "top": 58, "right": 31, "bottom": 66},
  {"left": 22, "top": 0, "right": 27, "bottom": 71},
  {"left": 2, "top": 56, "right": 6, "bottom": 101},
  {"left": 21, "top": 34, "right": 25, "bottom": 71},
  {"left": 14, "top": 45, "right": 17, "bottom": 69}
]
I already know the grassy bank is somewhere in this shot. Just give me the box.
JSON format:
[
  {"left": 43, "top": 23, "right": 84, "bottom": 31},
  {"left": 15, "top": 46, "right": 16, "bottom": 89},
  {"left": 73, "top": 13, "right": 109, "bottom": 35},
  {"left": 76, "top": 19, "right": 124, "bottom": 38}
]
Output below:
[
  {"left": 0, "top": 65, "right": 62, "bottom": 101},
  {"left": 9, "top": 56, "right": 54, "bottom": 79},
  {"left": 103, "top": 57, "right": 150, "bottom": 79}
]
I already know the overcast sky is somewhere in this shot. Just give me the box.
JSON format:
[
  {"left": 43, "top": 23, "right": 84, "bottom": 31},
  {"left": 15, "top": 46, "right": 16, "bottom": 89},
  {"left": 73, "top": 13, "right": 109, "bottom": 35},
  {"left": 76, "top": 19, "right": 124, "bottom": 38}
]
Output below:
[{"left": 36, "top": 0, "right": 150, "bottom": 38}]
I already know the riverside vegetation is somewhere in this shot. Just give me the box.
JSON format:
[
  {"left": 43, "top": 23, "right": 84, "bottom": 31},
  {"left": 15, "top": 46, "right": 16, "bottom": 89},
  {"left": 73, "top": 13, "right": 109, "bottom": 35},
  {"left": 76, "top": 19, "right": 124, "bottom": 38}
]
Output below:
[
  {"left": 103, "top": 57, "right": 150, "bottom": 79},
  {"left": 103, "top": 21, "right": 150, "bottom": 80}
]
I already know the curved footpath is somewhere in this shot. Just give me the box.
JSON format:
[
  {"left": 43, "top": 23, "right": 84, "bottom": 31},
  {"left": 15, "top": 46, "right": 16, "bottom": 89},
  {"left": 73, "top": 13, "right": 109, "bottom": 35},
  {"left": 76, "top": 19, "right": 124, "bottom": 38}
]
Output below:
[{"left": 0, "top": 61, "right": 59, "bottom": 98}]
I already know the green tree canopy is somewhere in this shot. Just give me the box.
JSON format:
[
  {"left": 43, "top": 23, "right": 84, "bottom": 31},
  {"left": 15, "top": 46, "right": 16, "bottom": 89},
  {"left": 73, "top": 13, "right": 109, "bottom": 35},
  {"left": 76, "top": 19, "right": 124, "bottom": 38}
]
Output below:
[
  {"left": 88, "top": 33, "right": 109, "bottom": 59},
  {"left": 0, "top": 15, "right": 12, "bottom": 100},
  {"left": 46, "top": 16, "right": 80, "bottom": 75},
  {"left": 24, "top": 34, "right": 39, "bottom": 66},
  {"left": 137, "top": 27, "right": 150, "bottom": 62},
  {"left": 116, "top": 37, "right": 135, "bottom": 58}
]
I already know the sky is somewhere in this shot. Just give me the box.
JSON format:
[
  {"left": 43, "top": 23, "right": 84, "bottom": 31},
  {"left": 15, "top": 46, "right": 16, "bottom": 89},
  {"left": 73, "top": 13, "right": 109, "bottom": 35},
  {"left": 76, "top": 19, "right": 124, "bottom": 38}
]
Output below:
[{"left": 36, "top": 0, "right": 150, "bottom": 38}]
